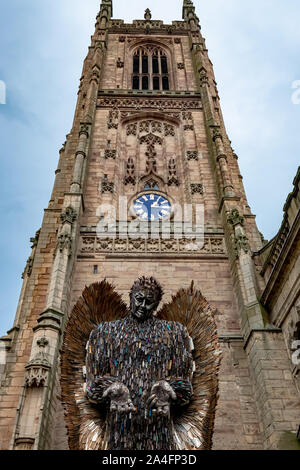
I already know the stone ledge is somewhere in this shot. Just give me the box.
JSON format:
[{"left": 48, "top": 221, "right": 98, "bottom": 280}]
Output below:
[{"left": 244, "top": 327, "right": 282, "bottom": 350}]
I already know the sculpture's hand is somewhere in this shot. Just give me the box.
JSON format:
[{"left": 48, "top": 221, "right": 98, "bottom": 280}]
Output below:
[
  {"left": 103, "top": 382, "right": 136, "bottom": 414},
  {"left": 147, "top": 380, "right": 177, "bottom": 417}
]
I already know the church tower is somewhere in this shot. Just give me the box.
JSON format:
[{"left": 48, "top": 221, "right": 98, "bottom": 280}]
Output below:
[{"left": 1, "top": 1, "right": 299, "bottom": 450}]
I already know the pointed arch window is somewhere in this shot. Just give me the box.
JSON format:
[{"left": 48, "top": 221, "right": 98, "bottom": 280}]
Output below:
[{"left": 132, "top": 46, "right": 170, "bottom": 91}]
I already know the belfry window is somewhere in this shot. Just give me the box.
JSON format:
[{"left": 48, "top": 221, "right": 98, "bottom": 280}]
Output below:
[{"left": 132, "top": 46, "right": 170, "bottom": 91}]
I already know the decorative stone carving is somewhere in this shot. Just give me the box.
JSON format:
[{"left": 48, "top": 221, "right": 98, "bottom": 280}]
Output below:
[
  {"left": 186, "top": 151, "right": 199, "bottom": 161},
  {"left": 140, "top": 133, "right": 162, "bottom": 147},
  {"left": 114, "top": 239, "right": 128, "bottom": 252},
  {"left": 30, "top": 229, "right": 41, "bottom": 249},
  {"left": 199, "top": 67, "right": 209, "bottom": 86},
  {"left": 174, "top": 38, "right": 181, "bottom": 44},
  {"left": 177, "top": 63, "right": 185, "bottom": 70},
  {"left": 99, "top": 97, "right": 202, "bottom": 111},
  {"left": 140, "top": 133, "right": 162, "bottom": 175},
  {"left": 82, "top": 237, "right": 95, "bottom": 253},
  {"left": 80, "top": 235, "right": 226, "bottom": 255},
  {"left": 91, "top": 68, "right": 100, "bottom": 84},
  {"left": 116, "top": 58, "right": 124, "bottom": 68},
  {"left": 96, "top": 238, "right": 114, "bottom": 252},
  {"left": 104, "top": 149, "right": 117, "bottom": 159},
  {"left": 143, "top": 178, "right": 160, "bottom": 190},
  {"left": 124, "top": 158, "right": 136, "bottom": 185},
  {"left": 79, "top": 123, "right": 90, "bottom": 137},
  {"left": 139, "top": 121, "right": 150, "bottom": 133},
  {"left": 25, "top": 365, "right": 49, "bottom": 388},
  {"left": 168, "top": 158, "right": 179, "bottom": 186},
  {"left": 212, "top": 126, "right": 223, "bottom": 142},
  {"left": 37, "top": 337, "right": 49, "bottom": 348},
  {"left": 60, "top": 141, "right": 66, "bottom": 153},
  {"left": 211, "top": 238, "right": 225, "bottom": 254},
  {"left": 22, "top": 257, "right": 34, "bottom": 279},
  {"left": 25, "top": 338, "right": 51, "bottom": 388},
  {"left": 119, "top": 36, "right": 125, "bottom": 42},
  {"left": 144, "top": 8, "right": 152, "bottom": 20},
  {"left": 164, "top": 123, "right": 175, "bottom": 136},
  {"left": 126, "top": 123, "right": 137, "bottom": 136},
  {"left": 161, "top": 239, "right": 178, "bottom": 252},
  {"left": 56, "top": 233, "right": 73, "bottom": 256},
  {"left": 233, "top": 234, "right": 250, "bottom": 257},
  {"left": 182, "top": 111, "right": 194, "bottom": 131},
  {"left": 101, "top": 181, "right": 114, "bottom": 194},
  {"left": 22, "top": 228, "right": 41, "bottom": 278},
  {"left": 184, "top": 124, "right": 194, "bottom": 131},
  {"left": 147, "top": 239, "right": 160, "bottom": 252},
  {"left": 128, "top": 239, "right": 146, "bottom": 252},
  {"left": 107, "top": 109, "right": 119, "bottom": 129},
  {"left": 60, "top": 206, "right": 77, "bottom": 224},
  {"left": 151, "top": 121, "right": 162, "bottom": 133},
  {"left": 227, "top": 209, "right": 244, "bottom": 227},
  {"left": 191, "top": 184, "right": 204, "bottom": 195}
]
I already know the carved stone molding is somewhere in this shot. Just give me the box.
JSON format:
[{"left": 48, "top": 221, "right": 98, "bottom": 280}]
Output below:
[
  {"left": 80, "top": 235, "right": 226, "bottom": 256},
  {"left": 98, "top": 97, "right": 202, "bottom": 111},
  {"left": 14, "top": 438, "right": 35, "bottom": 450},
  {"left": 110, "top": 18, "right": 187, "bottom": 34},
  {"left": 25, "top": 364, "right": 50, "bottom": 388}
]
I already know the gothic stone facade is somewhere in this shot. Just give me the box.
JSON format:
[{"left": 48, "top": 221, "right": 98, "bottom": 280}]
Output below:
[{"left": 0, "top": 1, "right": 299, "bottom": 450}]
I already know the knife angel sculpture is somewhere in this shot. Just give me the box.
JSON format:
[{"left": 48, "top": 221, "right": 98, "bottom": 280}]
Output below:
[{"left": 61, "top": 277, "right": 222, "bottom": 450}]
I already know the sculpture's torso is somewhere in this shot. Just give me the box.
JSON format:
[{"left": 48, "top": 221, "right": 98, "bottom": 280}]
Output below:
[{"left": 87, "top": 315, "right": 193, "bottom": 450}]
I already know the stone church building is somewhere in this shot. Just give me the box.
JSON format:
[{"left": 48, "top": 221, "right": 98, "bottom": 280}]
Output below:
[{"left": 0, "top": 1, "right": 299, "bottom": 450}]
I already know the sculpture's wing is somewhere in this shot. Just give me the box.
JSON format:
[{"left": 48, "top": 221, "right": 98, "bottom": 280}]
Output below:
[
  {"left": 157, "top": 282, "right": 222, "bottom": 450},
  {"left": 60, "top": 280, "right": 129, "bottom": 450}
]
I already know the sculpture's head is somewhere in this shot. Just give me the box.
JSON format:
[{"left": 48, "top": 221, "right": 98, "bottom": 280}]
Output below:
[{"left": 130, "top": 276, "right": 163, "bottom": 321}]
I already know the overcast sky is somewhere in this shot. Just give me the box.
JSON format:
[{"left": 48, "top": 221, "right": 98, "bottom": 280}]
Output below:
[{"left": 0, "top": 0, "right": 299, "bottom": 336}]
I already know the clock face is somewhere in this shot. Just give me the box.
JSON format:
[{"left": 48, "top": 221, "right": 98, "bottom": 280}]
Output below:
[{"left": 133, "top": 193, "right": 172, "bottom": 221}]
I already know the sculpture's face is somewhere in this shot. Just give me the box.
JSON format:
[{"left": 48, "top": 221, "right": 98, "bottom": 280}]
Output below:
[{"left": 131, "top": 290, "right": 158, "bottom": 320}]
